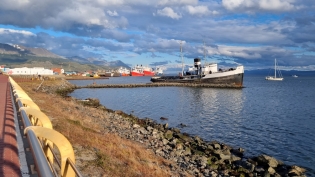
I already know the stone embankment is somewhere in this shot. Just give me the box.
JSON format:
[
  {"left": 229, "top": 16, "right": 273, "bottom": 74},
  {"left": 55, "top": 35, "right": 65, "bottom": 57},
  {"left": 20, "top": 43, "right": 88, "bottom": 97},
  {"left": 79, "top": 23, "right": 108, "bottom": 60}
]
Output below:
[
  {"left": 78, "top": 98, "right": 306, "bottom": 177},
  {"left": 76, "top": 83, "right": 243, "bottom": 89}
]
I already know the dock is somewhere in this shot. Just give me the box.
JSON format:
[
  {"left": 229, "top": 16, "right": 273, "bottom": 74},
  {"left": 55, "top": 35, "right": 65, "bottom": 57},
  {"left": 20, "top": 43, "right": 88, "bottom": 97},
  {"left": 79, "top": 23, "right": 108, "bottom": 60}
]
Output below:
[{"left": 76, "top": 83, "right": 244, "bottom": 89}]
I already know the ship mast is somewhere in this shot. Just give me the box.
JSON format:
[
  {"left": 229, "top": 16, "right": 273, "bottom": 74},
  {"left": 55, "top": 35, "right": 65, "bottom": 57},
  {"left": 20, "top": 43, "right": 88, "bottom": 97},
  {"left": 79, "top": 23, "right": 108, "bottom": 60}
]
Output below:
[
  {"left": 180, "top": 41, "right": 184, "bottom": 76},
  {"left": 203, "top": 41, "right": 207, "bottom": 65}
]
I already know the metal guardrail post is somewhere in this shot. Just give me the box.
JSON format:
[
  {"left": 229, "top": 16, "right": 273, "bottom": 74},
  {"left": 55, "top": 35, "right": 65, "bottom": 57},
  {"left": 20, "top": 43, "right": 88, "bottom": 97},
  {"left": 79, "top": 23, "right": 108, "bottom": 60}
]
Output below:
[{"left": 25, "top": 130, "right": 55, "bottom": 177}]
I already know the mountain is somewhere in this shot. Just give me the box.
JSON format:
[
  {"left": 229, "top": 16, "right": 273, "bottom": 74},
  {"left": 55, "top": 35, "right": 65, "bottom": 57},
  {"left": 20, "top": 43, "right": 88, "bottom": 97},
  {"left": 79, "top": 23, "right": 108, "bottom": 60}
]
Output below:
[
  {"left": 0, "top": 43, "right": 63, "bottom": 58},
  {"left": 67, "top": 56, "right": 130, "bottom": 68},
  {"left": 0, "top": 43, "right": 130, "bottom": 70}
]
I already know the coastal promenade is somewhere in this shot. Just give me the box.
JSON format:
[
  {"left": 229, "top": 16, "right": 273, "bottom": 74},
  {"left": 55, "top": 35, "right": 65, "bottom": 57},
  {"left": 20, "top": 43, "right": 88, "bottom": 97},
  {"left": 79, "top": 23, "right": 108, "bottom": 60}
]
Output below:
[{"left": 0, "top": 74, "right": 21, "bottom": 176}]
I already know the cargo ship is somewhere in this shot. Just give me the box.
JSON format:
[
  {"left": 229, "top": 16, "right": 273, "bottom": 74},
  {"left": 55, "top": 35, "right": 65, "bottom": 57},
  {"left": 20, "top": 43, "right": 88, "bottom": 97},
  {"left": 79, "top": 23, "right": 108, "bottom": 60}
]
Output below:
[
  {"left": 131, "top": 65, "right": 156, "bottom": 76},
  {"left": 131, "top": 65, "right": 144, "bottom": 76},
  {"left": 143, "top": 66, "right": 155, "bottom": 76}
]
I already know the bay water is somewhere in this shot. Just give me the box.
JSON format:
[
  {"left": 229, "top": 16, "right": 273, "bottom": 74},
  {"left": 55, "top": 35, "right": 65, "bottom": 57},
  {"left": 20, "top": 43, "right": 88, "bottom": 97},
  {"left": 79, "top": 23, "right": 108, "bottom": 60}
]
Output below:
[{"left": 69, "top": 75, "right": 315, "bottom": 176}]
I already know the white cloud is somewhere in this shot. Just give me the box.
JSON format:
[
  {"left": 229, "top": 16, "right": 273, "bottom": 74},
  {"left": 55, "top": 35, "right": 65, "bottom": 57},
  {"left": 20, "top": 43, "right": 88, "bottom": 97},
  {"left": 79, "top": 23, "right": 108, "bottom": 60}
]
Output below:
[
  {"left": 259, "top": 0, "right": 295, "bottom": 11},
  {"left": 0, "top": 28, "right": 35, "bottom": 36},
  {"left": 222, "top": 0, "right": 296, "bottom": 12},
  {"left": 185, "top": 5, "right": 219, "bottom": 16},
  {"left": 107, "top": 10, "right": 119, "bottom": 17},
  {"left": 157, "top": 0, "right": 198, "bottom": 6},
  {"left": 156, "top": 7, "right": 182, "bottom": 19}
]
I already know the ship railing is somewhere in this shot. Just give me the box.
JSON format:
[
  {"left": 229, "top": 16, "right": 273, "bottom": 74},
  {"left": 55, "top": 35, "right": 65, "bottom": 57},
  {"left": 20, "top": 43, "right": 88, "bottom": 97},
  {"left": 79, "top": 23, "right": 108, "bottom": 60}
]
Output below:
[{"left": 9, "top": 76, "right": 83, "bottom": 177}]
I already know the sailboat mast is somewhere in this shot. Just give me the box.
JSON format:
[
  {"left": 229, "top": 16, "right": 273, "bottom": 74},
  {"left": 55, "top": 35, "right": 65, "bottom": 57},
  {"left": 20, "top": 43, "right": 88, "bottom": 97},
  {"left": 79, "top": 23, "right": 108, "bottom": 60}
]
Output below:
[{"left": 274, "top": 58, "right": 277, "bottom": 78}]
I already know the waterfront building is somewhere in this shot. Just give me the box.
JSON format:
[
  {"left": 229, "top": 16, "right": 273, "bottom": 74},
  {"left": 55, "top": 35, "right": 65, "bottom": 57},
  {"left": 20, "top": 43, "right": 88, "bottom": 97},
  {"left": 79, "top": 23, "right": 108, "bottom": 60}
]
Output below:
[{"left": 7, "top": 67, "right": 54, "bottom": 75}]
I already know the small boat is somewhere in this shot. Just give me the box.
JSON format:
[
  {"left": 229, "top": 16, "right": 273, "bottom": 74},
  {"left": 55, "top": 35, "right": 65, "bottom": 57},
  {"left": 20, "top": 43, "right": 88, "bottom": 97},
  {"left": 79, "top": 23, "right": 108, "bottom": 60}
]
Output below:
[
  {"left": 151, "top": 42, "right": 244, "bottom": 86},
  {"left": 292, "top": 75, "right": 298, "bottom": 78},
  {"left": 265, "top": 59, "right": 283, "bottom": 81}
]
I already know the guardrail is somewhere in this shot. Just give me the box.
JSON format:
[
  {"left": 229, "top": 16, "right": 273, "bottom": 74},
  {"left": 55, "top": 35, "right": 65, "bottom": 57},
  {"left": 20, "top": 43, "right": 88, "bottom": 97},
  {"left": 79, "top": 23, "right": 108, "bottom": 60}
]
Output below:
[{"left": 9, "top": 77, "right": 83, "bottom": 177}]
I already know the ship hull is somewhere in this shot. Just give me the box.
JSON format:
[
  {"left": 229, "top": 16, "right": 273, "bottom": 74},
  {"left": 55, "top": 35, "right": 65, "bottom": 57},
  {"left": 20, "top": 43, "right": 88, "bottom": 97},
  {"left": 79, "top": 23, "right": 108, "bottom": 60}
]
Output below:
[
  {"left": 105, "top": 72, "right": 113, "bottom": 77},
  {"left": 143, "top": 71, "right": 155, "bottom": 76},
  {"left": 131, "top": 72, "right": 144, "bottom": 76},
  {"left": 121, "top": 73, "right": 130, "bottom": 76},
  {"left": 151, "top": 72, "right": 244, "bottom": 87}
]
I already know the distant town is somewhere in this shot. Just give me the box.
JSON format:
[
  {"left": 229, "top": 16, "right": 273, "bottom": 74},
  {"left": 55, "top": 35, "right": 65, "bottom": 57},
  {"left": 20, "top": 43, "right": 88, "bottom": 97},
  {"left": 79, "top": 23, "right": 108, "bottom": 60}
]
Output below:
[{"left": 0, "top": 64, "right": 164, "bottom": 78}]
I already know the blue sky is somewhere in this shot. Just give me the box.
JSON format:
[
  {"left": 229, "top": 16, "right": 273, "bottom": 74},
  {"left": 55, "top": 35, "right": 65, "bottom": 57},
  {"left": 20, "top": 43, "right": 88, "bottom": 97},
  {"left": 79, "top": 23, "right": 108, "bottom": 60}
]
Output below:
[{"left": 0, "top": 0, "right": 315, "bottom": 71}]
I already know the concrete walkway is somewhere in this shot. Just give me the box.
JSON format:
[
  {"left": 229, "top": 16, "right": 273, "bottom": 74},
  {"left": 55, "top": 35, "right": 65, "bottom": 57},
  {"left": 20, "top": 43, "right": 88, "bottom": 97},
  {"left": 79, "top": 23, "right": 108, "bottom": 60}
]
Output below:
[{"left": 0, "top": 75, "right": 22, "bottom": 177}]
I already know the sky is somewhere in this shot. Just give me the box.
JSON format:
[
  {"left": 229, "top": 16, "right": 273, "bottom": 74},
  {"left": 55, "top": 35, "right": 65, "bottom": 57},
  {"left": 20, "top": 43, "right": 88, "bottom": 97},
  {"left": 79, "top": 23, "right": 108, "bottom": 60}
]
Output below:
[{"left": 0, "top": 0, "right": 315, "bottom": 71}]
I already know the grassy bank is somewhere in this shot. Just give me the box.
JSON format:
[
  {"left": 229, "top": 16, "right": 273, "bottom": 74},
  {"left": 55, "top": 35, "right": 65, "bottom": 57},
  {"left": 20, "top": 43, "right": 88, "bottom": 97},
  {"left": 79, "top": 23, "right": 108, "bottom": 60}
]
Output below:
[{"left": 13, "top": 77, "right": 183, "bottom": 177}]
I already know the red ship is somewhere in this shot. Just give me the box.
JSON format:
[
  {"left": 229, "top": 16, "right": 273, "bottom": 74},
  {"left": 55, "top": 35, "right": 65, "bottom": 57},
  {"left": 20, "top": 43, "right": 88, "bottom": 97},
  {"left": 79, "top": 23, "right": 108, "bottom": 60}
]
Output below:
[{"left": 130, "top": 65, "right": 144, "bottom": 76}]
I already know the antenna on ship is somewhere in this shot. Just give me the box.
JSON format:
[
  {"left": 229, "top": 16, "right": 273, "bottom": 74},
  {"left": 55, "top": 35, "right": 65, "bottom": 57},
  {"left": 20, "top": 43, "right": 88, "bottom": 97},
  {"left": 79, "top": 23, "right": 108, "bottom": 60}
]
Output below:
[
  {"left": 203, "top": 41, "right": 207, "bottom": 65},
  {"left": 180, "top": 41, "right": 184, "bottom": 76}
]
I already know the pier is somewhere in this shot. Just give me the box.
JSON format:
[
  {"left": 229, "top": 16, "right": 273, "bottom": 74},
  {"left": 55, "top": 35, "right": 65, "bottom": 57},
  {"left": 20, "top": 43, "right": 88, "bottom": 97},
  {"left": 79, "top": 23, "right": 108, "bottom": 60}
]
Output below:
[{"left": 77, "top": 83, "right": 244, "bottom": 89}]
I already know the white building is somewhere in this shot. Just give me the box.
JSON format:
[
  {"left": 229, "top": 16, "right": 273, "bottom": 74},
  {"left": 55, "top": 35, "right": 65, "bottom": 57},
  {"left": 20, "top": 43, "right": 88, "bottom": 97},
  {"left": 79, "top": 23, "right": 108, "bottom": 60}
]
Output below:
[{"left": 8, "top": 67, "right": 54, "bottom": 75}]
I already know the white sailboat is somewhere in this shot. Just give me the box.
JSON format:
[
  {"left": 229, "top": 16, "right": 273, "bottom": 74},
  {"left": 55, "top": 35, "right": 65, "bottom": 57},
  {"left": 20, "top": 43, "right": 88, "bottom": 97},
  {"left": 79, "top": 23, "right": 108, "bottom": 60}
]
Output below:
[{"left": 265, "top": 58, "right": 283, "bottom": 81}]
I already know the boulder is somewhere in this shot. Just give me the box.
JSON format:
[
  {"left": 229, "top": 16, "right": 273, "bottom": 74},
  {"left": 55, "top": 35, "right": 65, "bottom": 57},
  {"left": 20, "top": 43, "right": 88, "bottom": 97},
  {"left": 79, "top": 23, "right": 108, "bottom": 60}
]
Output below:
[
  {"left": 256, "top": 155, "right": 279, "bottom": 168},
  {"left": 164, "top": 130, "right": 173, "bottom": 140}
]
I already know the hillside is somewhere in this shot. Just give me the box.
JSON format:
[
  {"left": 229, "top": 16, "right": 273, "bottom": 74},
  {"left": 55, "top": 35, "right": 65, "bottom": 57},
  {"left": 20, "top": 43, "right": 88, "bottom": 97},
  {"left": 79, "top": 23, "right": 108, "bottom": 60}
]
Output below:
[{"left": 0, "top": 43, "right": 130, "bottom": 71}]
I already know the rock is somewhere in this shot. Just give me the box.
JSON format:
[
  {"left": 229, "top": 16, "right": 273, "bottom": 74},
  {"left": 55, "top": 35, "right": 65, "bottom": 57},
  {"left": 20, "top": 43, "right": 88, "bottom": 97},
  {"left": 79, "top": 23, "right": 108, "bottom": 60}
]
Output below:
[
  {"left": 146, "top": 126, "right": 153, "bottom": 132},
  {"left": 213, "top": 143, "right": 221, "bottom": 149},
  {"left": 132, "top": 124, "right": 140, "bottom": 128},
  {"left": 164, "top": 130, "right": 173, "bottom": 140},
  {"left": 231, "top": 148, "right": 245, "bottom": 157},
  {"left": 288, "top": 165, "right": 306, "bottom": 176},
  {"left": 162, "top": 139, "right": 169, "bottom": 145},
  {"left": 183, "top": 147, "right": 192, "bottom": 156},
  {"left": 176, "top": 143, "right": 183, "bottom": 150},
  {"left": 160, "top": 116, "right": 168, "bottom": 120},
  {"left": 174, "top": 133, "right": 192, "bottom": 142},
  {"left": 231, "top": 155, "right": 241, "bottom": 162},
  {"left": 138, "top": 127, "right": 148, "bottom": 134},
  {"left": 256, "top": 154, "right": 279, "bottom": 168},
  {"left": 164, "top": 123, "right": 169, "bottom": 129},
  {"left": 254, "top": 166, "right": 265, "bottom": 173},
  {"left": 178, "top": 123, "right": 187, "bottom": 128},
  {"left": 114, "top": 110, "right": 124, "bottom": 114},
  {"left": 267, "top": 167, "right": 276, "bottom": 174}
]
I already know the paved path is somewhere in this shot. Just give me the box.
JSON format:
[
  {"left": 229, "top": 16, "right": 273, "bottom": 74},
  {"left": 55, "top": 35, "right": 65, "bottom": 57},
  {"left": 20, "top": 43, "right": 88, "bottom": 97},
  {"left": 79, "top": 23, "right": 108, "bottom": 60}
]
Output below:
[{"left": 0, "top": 75, "right": 22, "bottom": 177}]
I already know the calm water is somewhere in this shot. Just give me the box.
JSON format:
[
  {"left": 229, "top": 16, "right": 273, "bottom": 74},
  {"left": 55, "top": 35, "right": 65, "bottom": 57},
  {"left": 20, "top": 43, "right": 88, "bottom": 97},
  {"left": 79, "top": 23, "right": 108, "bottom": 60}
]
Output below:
[{"left": 69, "top": 75, "right": 315, "bottom": 176}]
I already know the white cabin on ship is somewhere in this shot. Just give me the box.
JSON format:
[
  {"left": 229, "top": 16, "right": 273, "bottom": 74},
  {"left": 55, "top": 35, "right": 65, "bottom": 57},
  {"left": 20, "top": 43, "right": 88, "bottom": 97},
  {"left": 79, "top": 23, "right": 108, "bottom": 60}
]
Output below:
[{"left": 7, "top": 67, "right": 54, "bottom": 75}]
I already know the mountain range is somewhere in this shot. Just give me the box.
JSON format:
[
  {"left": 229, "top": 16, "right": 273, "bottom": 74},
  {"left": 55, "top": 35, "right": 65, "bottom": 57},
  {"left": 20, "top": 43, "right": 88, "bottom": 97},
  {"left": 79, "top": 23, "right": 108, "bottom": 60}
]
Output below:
[{"left": 0, "top": 43, "right": 130, "bottom": 70}]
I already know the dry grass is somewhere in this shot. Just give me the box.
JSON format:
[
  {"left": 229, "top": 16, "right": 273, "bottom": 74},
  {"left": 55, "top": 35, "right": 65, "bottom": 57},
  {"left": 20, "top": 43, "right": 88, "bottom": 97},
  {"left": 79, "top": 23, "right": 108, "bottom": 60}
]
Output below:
[{"left": 13, "top": 77, "right": 184, "bottom": 177}]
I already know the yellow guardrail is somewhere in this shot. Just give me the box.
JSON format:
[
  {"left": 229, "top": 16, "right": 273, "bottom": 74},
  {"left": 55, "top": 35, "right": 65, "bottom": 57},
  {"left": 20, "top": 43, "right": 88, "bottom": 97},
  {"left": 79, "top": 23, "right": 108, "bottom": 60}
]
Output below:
[{"left": 9, "top": 77, "right": 82, "bottom": 177}]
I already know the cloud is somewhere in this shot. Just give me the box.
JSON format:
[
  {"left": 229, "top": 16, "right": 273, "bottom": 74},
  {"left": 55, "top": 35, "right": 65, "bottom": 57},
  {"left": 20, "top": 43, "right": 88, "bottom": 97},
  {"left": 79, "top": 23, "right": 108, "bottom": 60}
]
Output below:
[
  {"left": 0, "top": 0, "right": 314, "bottom": 70},
  {"left": 156, "top": 7, "right": 182, "bottom": 19},
  {"left": 157, "top": 0, "right": 198, "bottom": 6},
  {"left": 0, "top": 28, "right": 35, "bottom": 36},
  {"left": 107, "top": 10, "right": 119, "bottom": 17},
  {"left": 185, "top": 5, "right": 219, "bottom": 16},
  {"left": 222, "top": 0, "right": 296, "bottom": 12}
]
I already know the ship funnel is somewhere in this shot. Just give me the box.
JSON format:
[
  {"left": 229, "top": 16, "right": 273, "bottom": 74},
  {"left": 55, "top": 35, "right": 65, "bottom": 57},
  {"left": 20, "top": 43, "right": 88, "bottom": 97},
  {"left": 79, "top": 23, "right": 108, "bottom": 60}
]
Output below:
[{"left": 194, "top": 58, "right": 201, "bottom": 67}]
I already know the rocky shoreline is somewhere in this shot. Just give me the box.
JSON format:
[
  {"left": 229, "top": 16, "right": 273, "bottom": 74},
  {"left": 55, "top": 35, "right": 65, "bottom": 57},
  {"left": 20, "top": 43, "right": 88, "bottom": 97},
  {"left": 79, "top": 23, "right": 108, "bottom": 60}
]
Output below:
[
  {"left": 77, "top": 98, "right": 306, "bottom": 177},
  {"left": 20, "top": 76, "right": 306, "bottom": 177}
]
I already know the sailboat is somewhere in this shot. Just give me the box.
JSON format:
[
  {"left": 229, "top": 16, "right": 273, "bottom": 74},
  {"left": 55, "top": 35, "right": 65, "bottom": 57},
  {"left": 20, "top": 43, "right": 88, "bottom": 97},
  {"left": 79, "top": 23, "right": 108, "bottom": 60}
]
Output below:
[{"left": 265, "top": 58, "right": 283, "bottom": 81}]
